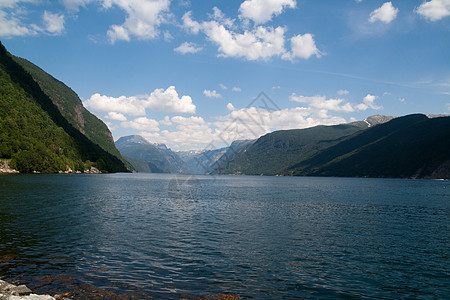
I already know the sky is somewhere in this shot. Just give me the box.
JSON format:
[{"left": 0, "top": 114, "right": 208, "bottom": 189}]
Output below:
[{"left": 1, "top": 0, "right": 449, "bottom": 151}]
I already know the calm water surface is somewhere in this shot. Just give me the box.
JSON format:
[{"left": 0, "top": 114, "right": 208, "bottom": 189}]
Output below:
[{"left": 0, "top": 174, "right": 448, "bottom": 299}]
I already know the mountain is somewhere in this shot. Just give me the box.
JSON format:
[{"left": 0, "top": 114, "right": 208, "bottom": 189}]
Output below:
[
  {"left": 286, "top": 114, "right": 450, "bottom": 179},
  {"left": 116, "top": 135, "right": 188, "bottom": 173},
  {"left": 215, "top": 122, "right": 370, "bottom": 175},
  {"left": 0, "top": 42, "right": 128, "bottom": 173},
  {"left": 115, "top": 135, "right": 151, "bottom": 147},
  {"left": 13, "top": 54, "right": 122, "bottom": 159},
  {"left": 177, "top": 147, "right": 228, "bottom": 174}
]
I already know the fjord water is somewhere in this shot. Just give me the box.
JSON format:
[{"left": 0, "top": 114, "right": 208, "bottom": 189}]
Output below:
[{"left": 0, "top": 174, "right": 448, "bottom": 299}]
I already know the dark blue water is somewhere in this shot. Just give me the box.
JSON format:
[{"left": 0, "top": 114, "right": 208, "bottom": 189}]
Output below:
[{"left": 0, "top": 174, "right": 448, "bottom": 299}]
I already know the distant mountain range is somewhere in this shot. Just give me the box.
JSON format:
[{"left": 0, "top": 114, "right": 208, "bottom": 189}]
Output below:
[
  {"left": 0, "top": 42, "right": 127, "bottom": 173},
  {"left": 116, "top": 135, "right": 188, "bottom": 173},
  {"left": 3, "top": 41, "right": 446, "bottom": 178},
  {"left": 117, "top": 114, "right": 449, "bottom": 179}
]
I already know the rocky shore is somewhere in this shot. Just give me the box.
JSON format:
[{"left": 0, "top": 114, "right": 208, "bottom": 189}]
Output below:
[
  {"left": 0, "top": 279, "right": 65, "bottom": 300},
  {"left": 0, "top": 160, "right": 19, "bottom": 174},
  {"left": 0, "top": 159, "right": 101, "bottom": 174}
]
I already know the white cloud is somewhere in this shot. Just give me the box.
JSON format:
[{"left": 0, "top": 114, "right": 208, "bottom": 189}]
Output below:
[
  {"left": 355, "top": 94, "right": 383, "bottom": 110},
  {"left": 61, "top": 0, "right": 93, "bottom": 12},
  {"left": 232, "top": 87, "right": 242, "bottom": 92},
  {"left": 140, "top": 115, "right": 214, "bottom": 150},
  {"left": 219, "top": 83, "right": 227, "bottom": 90},
  {"left": 182, "top": 8, "right": 321, "bottom": 61},
  {"left": 369, "top": 2, "right": 399, "bottom": 24},
  {"left": 122, "top": 117, "right": 159, "bottom": 131},
  {"left": 105, "top": 111, "right": 127, "bottom": 121},
  {"left": 290, "top": 94, "right": 355, "bottom": 112},
  {"left": 146, "top": 86, "right": 196, "bottom": 113},
  {"left": 182, "top": 11, "right": 201, "bottom": 34},
  {"left": 163, "top": 30, "right": 173, "bottom": 41},
  {"left": 203, "top": 89, "right": 221, "bottom": 98},
  {"left": 0, "top": 10, "right": 34, "bottom": 37},
  {"left": 416, "top": 0, "right": 450, "bottom": 21},
  {"left": 338, "top": 89, "right": 349, "bottom": 95},
  {"left": 239, "top": 0, "right": 296, "bottom": 24},
  {"left": 399, "top": 98, "right": 406, "bottom": 103},
  {"left": 43, "top": 11, "right": 64, "bottom": 35},
  {"left": 174, "top": 42, "right": 202, "bottom": 54},
  {"left": 283, "top": 33, "right": 321, "bottom": 60},
  {"left": 226, "top": 102, "right": 235, "bottom": 111},
  {"left": 182, "top": 8, "right": 320, "bottom": 62},
  {"left": 0, "top": 0, "right": 32, "bottom": 8},
  {"left": 204, "top": 21, "right": 287, "bottom": 61},
  {"left": 105, "top": 0, "right": 171, "bottom": 43},
  {"left": 85, "top": 86, "right": 196, "bottom": 115},
  {"left": 84, "top": 93, "right": 146, "bottom": 116}
]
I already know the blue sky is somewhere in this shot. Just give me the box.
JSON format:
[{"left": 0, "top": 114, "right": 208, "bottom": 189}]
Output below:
[{"left": 1, "top": 0, "right": 449, "bottom": 150}]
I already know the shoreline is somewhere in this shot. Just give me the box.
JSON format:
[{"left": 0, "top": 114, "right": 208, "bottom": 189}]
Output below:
[{"left": 0, "top": 279, "right": 69, "bottom": 300}]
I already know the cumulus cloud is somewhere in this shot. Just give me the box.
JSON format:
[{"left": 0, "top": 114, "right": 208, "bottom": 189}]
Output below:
[
  {"left": 290, "top": 94, "right": 355, "bottom": 112},
  {"left": 203, "top": 89, "right": 221, "bottom": 98},
  {"left": 43, "top": 11, "right": 65, "bottom": 35},
  {"left": 84, "top": 93, "right": 146, "bottom": 116},
  {"left": 146, "top": 86, "right": 196, "bottom": 113},
  {"left": 356, "top": 94, "right": 383, "bottom": 110},
  {"left": 232, "top": 87, "right": 242, "bottom": 92},
  {"left": 226, "top": 102, "right": 235, "bottom": 111},
  {"left": 182, "top": 8, "right": 320, "bottom": 62},
  {"left": 105, "top": 0, "right": 171, "bottom": 43},
  {"left": 219, "top": 83, "right": 227, "bottom": 90},
  {"left": 140, "top": 115, "right": 214, "bottom": 149},
  {"left": 122, "top": 117, "right": 159, "bottom": 131},
  {"left": 205, "top": 21, "right": 287, "bottom": 61},
  {"left": 416, "top": 0, "right": 450, "bottom": 21},
  {"left": 369, "top": 2, "right": 399, "bottom": 24},
  {"left": 84, "top": 86, "right": 196, "bottom": 115},
  {"left": 174, "top": 42, "right": 202, "bottom": 54},
  {"left": 283, "top": 33, "right": 321, "bottom": 60},
  {"left": 338, "top": 89, "right": 349, "bottom": 95},
  {"left": 105, "top": 111, "right": 127, "bottom": 121},
  {"left": 239, "top": 0, "right": 296, "bottom": 24},
  {"left": 182, "top": 11, "right": 201, "bottom": 34}
]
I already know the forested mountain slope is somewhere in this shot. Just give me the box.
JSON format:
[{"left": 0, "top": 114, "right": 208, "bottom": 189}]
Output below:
[{"left": 0, "top": 42, "right": 127, "bottom": 173}]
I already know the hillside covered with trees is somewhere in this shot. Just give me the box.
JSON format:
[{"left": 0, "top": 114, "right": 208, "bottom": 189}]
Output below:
[{"left": 0, "top": 42, "right": 127, "bottom": 173}]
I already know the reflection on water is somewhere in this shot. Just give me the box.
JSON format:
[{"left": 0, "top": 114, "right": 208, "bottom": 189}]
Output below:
[{"left": 0, "top": 174, "right": 449, "bottom": 299}]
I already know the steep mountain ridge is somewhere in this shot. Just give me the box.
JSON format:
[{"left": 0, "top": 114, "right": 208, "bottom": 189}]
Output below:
[
  {"left": 0, "top": 42, "right": 127, "bottom": 173},
  {"left": 286, "top": 114, "right": 450, "bottom": 178},
  {"left": 13, "top": 55, "right": 122, "bottom": 159},
  {"left": 215, "top": 122, "right": 368, "bottom": 175}
]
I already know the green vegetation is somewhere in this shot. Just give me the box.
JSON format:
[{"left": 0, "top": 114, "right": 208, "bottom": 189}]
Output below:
[
  {"left": 215, "top": 123, "right": 366, "bottom": 175},
  {"left": 0, "top": 42, "right": 127, "bottom": 173},
  {"left": 286, "top": 114, "right": 450, "bottom": 178},
  {"left": 13, "top": 55, "right": 122, "bottom": 159}
]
